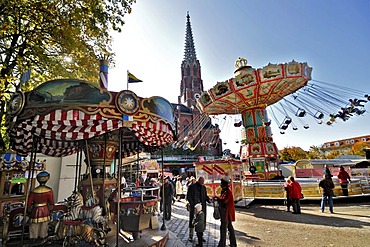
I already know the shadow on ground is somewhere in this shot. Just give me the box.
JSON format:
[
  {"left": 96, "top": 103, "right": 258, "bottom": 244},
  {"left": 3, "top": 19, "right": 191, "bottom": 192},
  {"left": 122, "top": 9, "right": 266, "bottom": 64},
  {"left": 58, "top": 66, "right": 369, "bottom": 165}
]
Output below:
[{"left": 237, "top": 203, "right": 370, "bottom": 229}]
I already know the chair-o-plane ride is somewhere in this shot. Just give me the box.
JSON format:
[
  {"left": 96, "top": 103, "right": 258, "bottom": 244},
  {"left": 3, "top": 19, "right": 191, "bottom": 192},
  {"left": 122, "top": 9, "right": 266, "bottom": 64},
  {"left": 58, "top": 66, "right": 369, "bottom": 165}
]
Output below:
[
  {"left": 2, "top": 74, "right": 176, "bottom": 244},
  {"left": 191, "top": 57, "right": 369, "bottom": 200}
]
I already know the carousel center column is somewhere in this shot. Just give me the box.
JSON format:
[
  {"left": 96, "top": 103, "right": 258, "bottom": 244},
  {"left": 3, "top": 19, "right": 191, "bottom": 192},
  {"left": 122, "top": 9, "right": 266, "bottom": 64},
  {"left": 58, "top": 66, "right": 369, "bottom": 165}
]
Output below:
[
  {"left": 80, "top": 130, "right": 119, "bottom": 207},
  {"left": 240, "top": 106, "right": 279, "bottom": 173}
]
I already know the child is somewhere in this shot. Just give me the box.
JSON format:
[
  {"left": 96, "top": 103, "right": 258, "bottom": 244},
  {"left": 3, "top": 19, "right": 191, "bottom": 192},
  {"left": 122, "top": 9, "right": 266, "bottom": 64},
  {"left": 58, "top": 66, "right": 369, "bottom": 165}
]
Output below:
[
  {"left": 284, "top": 178, "right": 292, "bottom": 212},
  {"left": 193, "top": 203, "right": 205, "bottom": 247}
]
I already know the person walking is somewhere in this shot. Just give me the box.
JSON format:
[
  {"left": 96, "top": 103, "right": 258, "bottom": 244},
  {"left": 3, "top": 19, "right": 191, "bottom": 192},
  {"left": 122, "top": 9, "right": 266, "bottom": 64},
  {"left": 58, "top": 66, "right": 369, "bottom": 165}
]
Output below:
[
  {"left": 183, "top": 177, "right": 189, "bottom": 200},
  {"left": 287, "top": 176, "right": 302, "bottom": 214},
  {"left": 215, "top": 178, "right": 237, "bottom": 247},
  {"left": 160, "top": 176, "right": 174, "bottom": 220},
  {"left": 187, "top": 176, "right": 210, "bottom": 242},
  {"left": 323, "top": 164, "right": 333, "bottom": 180},
  {"left": 168, "top": 175, "right": 176, "bottom": 204},
  {"left": 337, "top": 165, "right": 351, "bottom": 196},
  {"left": 284, "top": 178, "right": 293, "bottom": 212},
  {"left": 319, "top": 174, "right": 335, "bottom": 213},
  {"left": 144, "top": 176, "right": 151, "bottom": 186},
  {"left": 176, "top": 176, "right": 183, "bottom": 201},
  {"left": 121, "top": 174, "right": 127, "bottom": 188},
  {"left": 147, "top": 178, "right": 159, "bottom": 196},
  {"left": 108, "top": 186, "right": 118, "bottom": 224},
  {"left": 193, "top": 203, "right": 205, "bottom": 247}
]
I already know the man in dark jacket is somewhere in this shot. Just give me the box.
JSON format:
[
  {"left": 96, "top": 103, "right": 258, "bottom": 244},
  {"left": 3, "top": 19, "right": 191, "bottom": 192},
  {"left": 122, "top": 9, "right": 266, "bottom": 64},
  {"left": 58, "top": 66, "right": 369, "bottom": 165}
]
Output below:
[
  {"left": 323, "top": 164, "right": 333, "bottom": 180},
  {"left": 319, "top": 174, "right": 335, "bottom": 213},
  {"left": 160, "top": 176, "right": 174, "bottom": 220},
  {"left": 187, "top": 176, "right": 210, "bottom": 242}
]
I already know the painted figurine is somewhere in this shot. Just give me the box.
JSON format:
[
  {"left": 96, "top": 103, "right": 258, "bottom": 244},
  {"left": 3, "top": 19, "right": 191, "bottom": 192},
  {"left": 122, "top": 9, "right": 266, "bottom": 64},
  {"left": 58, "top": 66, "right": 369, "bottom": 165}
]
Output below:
[{"left": 27, "top": 170, "right": 54, "bottom": 242}]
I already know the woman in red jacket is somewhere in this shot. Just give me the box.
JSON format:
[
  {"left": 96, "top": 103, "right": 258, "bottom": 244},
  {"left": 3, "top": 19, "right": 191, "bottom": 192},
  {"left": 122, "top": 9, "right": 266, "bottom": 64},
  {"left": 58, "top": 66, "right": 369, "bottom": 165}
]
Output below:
[
  {"left": 287, "top": 176, "right": 302, "bottom": 214},
  {"left": 337, "top": 165, "right": 351, "bottom": 196},
  {"left": 216, "top": 178, "right": 237, "bottom": 247}
]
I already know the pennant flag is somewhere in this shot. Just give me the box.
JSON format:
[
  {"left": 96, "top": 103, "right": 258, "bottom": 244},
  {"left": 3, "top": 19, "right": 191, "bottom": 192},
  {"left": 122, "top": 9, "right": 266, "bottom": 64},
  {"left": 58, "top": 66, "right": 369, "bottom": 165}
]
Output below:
[
  {"left": 122, "top": 115, "right": 133, "bottom": 121},
  {"left": 128, "top": 72, "right": 142, "bottom": 83},
  {"left": 20, "top": 69, "right": 31, "bottom": 84}
]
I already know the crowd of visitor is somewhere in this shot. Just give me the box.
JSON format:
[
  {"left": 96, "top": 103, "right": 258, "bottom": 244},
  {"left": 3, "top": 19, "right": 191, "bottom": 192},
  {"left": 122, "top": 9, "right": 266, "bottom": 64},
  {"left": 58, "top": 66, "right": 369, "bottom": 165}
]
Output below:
[{"left": 108, "top": 163, "right": 357, "bottom": 246}]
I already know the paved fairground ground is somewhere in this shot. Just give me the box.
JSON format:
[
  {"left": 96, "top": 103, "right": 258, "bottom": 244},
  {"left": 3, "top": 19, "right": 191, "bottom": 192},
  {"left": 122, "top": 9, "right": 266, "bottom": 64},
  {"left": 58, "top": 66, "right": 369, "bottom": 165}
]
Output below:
[
  {"left": 105, "top": 199, "right": 220, "bottom": 247},
  {"left": 106, "top": 198, "right": 370, "bottom": 247},
  {"left": 3, "top": 197, "right": 370, "bottom": 246},
  {"left": 160, "top": 200, "right": 220, "bottom": 246}
]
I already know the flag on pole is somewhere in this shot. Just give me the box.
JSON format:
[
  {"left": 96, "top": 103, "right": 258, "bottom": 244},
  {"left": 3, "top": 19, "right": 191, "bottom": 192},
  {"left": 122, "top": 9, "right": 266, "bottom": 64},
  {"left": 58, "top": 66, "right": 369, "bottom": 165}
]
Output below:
[
  {"left": 20, "top": 69, "right": 31, "bottom": 84},
  {"left": 122, "top": 114, "right": 133, "bottom": 121},
  {"left": 127, "top": 72, "right": 143, "bottom": 83}
]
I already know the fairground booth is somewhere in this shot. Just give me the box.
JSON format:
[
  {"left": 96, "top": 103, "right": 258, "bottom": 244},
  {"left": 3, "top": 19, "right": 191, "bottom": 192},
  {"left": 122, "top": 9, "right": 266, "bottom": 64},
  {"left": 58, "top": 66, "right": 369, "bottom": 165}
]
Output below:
[
  {"left": 194, "top": 159, "right": 243, "bottom": 201},
  {"left": 0, "top": 152, "right": 45, "bottom": 218}
]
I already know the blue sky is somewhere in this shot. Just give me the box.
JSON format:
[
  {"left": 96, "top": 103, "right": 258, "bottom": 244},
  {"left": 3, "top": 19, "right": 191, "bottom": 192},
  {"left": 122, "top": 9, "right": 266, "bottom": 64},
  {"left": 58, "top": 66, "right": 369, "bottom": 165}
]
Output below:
[{"left": 108, "top": 0, "right": 370, "bottom": 153}]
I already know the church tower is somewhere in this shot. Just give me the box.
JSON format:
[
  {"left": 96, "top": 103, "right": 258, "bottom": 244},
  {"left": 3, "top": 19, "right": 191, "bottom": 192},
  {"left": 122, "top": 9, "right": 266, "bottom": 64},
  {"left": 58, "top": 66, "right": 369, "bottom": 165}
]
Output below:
[
  {"left": 173, "top": 13, "right": 222, "bottom": 157},
  {"left": 178, "top": 12, "right": 204, "bottom": 109}
]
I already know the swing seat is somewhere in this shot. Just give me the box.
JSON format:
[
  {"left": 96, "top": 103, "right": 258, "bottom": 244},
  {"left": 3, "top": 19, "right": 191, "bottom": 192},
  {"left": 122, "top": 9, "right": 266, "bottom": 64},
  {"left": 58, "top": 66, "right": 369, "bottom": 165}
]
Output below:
[
  {"left": 296, "top": 109, "right": 306, "bottom": 117},
  {"left": 234, "top": 121, "right": 242, "bottom": 127},
  {"left": 279, "top": 123, "right": 288, "bottom": 130},
  {"left": 283, "top": 117, "right": 292, "bottom": 124},
  {"left": 314, "top": 111, "right": 324, "bottom": 119}
]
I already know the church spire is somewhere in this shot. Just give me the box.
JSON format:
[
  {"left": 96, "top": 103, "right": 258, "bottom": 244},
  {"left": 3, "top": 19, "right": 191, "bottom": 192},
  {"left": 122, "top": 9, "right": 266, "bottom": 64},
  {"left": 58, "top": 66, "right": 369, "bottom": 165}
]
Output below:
[
  {"left": 184, "top": 12, "right": 197, "bottom": 62},
  {"left": 179, "top": 12, "right": 203, "bottom": 108}
]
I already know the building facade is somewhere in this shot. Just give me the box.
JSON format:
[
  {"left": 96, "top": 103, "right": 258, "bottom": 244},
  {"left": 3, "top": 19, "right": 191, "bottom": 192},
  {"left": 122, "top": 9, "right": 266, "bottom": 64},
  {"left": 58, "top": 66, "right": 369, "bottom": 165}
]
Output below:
[{"left": 321, "top": 134, "right": 370, "bottom": 155}]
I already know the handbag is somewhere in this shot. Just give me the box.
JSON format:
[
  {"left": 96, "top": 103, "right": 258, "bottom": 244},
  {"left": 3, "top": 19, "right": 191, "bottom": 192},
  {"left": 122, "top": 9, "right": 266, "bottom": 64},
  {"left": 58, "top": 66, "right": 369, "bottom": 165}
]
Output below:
[{"left": 213, "top": 202, "right": 221, "bottom": 220}]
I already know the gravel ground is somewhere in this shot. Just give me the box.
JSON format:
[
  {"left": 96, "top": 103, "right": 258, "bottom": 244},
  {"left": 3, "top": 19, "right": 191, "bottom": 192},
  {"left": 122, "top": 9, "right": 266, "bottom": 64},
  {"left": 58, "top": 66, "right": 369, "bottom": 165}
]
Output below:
[{"left": 234, "top": 202, "right": 370, "bottom": 247}]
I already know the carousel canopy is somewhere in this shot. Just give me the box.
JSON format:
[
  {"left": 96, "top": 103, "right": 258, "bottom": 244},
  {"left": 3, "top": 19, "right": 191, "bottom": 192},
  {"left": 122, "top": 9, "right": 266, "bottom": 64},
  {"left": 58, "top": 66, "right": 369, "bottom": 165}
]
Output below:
[
  {"left": 7, "top": 79, "right": 176, "bottom": 157},
  {"left": 197, "top": 58, "right": 312, "bottom": 115}
]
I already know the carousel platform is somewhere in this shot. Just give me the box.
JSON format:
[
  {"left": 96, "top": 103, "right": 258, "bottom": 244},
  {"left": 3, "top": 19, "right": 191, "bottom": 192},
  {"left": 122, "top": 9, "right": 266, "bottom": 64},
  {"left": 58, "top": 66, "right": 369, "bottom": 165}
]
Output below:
[
  {"left": 0, "top": 225, "right": 179, "bottom": 247},
  {"left": 0, "top": 217, "right": 184, "bottom": 247}
]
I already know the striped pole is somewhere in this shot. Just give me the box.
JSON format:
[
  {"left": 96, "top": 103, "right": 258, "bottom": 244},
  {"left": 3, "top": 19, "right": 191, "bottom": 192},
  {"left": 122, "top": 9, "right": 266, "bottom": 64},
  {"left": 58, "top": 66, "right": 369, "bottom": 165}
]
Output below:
[{"left": 99, "top": 59, "right": 109, "bottom": 89}]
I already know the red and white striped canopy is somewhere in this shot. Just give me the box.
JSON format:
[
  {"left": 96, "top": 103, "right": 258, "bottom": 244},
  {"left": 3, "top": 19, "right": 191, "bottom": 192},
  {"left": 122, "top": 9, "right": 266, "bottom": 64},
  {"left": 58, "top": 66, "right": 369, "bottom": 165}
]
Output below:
[{"left": 12, "top": 109, "right": 174, "bottom": 157}]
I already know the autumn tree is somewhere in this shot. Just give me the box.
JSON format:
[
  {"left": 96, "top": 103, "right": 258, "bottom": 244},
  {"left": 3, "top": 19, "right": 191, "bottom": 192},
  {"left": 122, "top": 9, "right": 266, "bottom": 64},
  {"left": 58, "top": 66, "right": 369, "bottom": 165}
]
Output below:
[
  {"left": 326, "top": 150, "right": 341, "bottom": 159},
  {"left": 348, "top": 142, "right": 370, "bottom": 156},
  {"left": 279, "top": 146, "right": 307, "bottom": 162},
  {"left": 0, "top": 0, "right": 136, "bottom": 149},
  {"left": 307, "top": 145, "right": 326, "bottom": 159}
]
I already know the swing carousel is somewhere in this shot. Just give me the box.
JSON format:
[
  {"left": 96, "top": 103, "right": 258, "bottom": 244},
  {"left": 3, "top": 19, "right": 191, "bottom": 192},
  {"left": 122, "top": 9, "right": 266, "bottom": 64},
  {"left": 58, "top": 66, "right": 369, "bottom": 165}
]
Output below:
[
  {"left": 196, "top": 58, "right": 313, "bottom": 174},
  {"left": 197, "top": 58, "right": 368, "bottom": 170},
  {"left": 3, "top": 70, "right": 176, "bottom": 244},
  {"left": 193, "top": 57, "right": 369, "bottom": 200}
]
